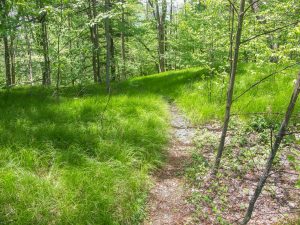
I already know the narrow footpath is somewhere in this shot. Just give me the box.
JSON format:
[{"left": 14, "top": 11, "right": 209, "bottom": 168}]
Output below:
[{"left": 144, "top": 104, "right": 196, "bottom": 225}]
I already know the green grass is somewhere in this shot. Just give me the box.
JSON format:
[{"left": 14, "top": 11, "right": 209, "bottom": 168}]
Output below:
[
  {"left": 126, "top": 63, "right": 299, "bottom": 124},
  {"left": 0, "top": 87, "right": 169, "bottom": 224},
  {"left": 0, "top": 62, "right": 299, "bottom": 224}
]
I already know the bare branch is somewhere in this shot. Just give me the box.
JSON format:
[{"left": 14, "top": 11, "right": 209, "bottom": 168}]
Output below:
[
  {"left": 241, "top": 20, "right": 300, "bottom": 44},
  {"left": 227, "top": 0, "right": 238, "bottom": 14},
  {"left": 283, "top": 131, "right": 300, "bottom": 136},
  {"left": 244, "top": 0, "right": 261, "bottom": 14},
  {"left": 134, "top": 37, "right": 159, "bottom": 67},
  {"left": 148, "top": 0, "right": 157, "bottom": 20},
  {"left": 233, "top": 62, "right": 300, "bottom": 102}
]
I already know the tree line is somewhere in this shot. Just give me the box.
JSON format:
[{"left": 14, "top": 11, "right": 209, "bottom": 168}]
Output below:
[{"left": 1, "top": 0, "right": 297, "bottom": 89}]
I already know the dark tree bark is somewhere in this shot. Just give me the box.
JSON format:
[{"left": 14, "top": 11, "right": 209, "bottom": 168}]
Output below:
[
  {"left": 157, "top": 0, "right": 166, "bottom": 73},
  {"left": 38, "top": 0, "right": 51, "bottom": 86},
  {"left": 213, "top": 0, "right": 246, "bottom": 174},
  {"left": 88, "top": 0, "right": 101, "bottom": 83},
  {"left": 56, "top": 0, "right": 63, "bottom": 99},
  {"left": 168, "top": 0, "right": 173, "bottom": 70},
  {"left": 149, "top": 0, "right": 167, "bottom": 73},
  {"left": 229, "top": 0, "right": 235, "bottom": 72},
  {"left": 10, "top": 35, "right": 16, "bottom": 85},
  {"left": 104, "top": 0, "right": 111, "bottom": 92},
  {"left": 24, "top": 20, "right": 33, "bottom": 84},
  {"left": 0, "top": 0, "right": 11, "bottom": 86},
  {"left": 68, "top": 16, "right": 74, "bottom": 86},
  {"left": 3, "top": 36, "right": 11, "bottom": 86},
  {"left": 241, "top": 71, "right": 300, "bottom": 225},
  {"left": 121, "top": 0, "right": 126, "bottom": 79},
  {"left": 110, "top": 27, "right": 116, "bottom": 81}
]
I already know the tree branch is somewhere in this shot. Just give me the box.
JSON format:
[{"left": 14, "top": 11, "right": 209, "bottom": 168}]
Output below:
[
  {"left": 227, "top": 0, "right": 238, "bottom": 14},
  {"left": 241, "top": 20, "right": 300, "bottom": 44},
  {"left": 134, "top": 37, "right": 159, "bottom": 66},
  {"left": 244, "top": 0, "right": 261, "bottom": 14},
  {"left": 148, "top": 0, "right": 157, "bottom": 20},
  {"left": 233, "top": 62, "right": 300, "bottom": 102}
]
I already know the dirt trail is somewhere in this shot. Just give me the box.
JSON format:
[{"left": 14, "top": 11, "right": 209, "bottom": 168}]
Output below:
[{"left": 144, "top": 104, "right": 196, "bottom": 225}]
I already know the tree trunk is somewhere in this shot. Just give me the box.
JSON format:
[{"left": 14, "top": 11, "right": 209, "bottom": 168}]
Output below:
[
  {"left": 41, "top": 20, "right": 51, "bottom": 86},
  {"left": 148, "top": 0, "right": 167, "bottom": 73},
  {"left": 25, "top": 21, "right": 33, "bottom": 84},
  {"left": 168, "top": 0, "right": 173, "bottom": 70},
  {"left": 10, "top": 35, "right": 16, "bottom": 85},
  {"left": 3, "top": 36, "right": 11, "bottom": 86},
  {"left": 110, "top": 27, "right": 116, "bottom": 81},
  {"left": 121, "top": 0, "right": 126, "bottom": 79},
  {"left": 56, "top": 0, "right": 63, "bottom": 99},
  {"left": 105, "top": 0, "right": 111, "bottom": 92},
  {"left": 213, "top": 0, "right": 246, "bottom": 174},
  {"left": 1, "top": 0, "right": 11, "bottom": 87},
  {"left": 241, "top": 71, "right": 300, "bottom": 224},
  {"left": 146, "top": 1, "right": 149, "bottom": 20},
  {"left": 229, "top": 1, "right": 235, "bottom": 72},
  {"left": 89, "top": 23, "right": 98, "bottom": 83},
  {"left": 158, "top": 23, "right": 165, "bottom": 72},
  {"left": 38, "top": 0, "right": 51, "bottom": 86},
  {"left": 157, "top": 0, "right": 167, "bottom": 73},
  {"left": 88, "top": 0, "right": 101, "bottom": 83},
  {"left": 68, "top": 16, "right": 74, "bottom": 85}
]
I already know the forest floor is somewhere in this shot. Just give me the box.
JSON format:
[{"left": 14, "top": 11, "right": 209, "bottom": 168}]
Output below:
[
  {"left": 144, "top": 104, "right": 195, "bottom": 225},
  {"left": 186, "top": 120, "right": 300, "bottom": 225},
  {"left": 144, "top": 104, "right": 300, "bottom": 225}
]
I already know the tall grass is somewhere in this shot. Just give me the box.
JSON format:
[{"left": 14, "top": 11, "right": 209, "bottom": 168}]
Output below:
[
  {"left": 127, "top": 63, "right": 300, "bottom": 124},
  {"left": 0, "top": 62, "right": 298, "bottom": 224},
  {"left": 0, "top": 87, "right": 169, "bottom": 224}
]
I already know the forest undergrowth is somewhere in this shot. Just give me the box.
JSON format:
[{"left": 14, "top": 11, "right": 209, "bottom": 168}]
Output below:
[
  {"left": 186, "top": 117, "right": 299, "bottom": 224},
  {"left": 0, "top": 62, "right": 299, "bottom": 224}
]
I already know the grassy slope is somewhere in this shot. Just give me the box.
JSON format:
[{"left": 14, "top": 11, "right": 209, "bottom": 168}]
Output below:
[
  {"left": 0, "top": 63, "right": 299, "bottom": 224},
  {"left": 128, "top": 63, "right": 299, "bottom": 124}
]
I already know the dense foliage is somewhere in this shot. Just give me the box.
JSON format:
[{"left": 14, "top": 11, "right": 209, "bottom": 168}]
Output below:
[{"left": 0, "top": 0, "right": 299, "bottom": 86}]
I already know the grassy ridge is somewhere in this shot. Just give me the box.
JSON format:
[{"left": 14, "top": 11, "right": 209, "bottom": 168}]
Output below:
[
  {"left": 0, "top": 63, "right": 299, "bottom": 224},
  {"left": 127, "top": 63, "right": 299, "bottom": 123}
]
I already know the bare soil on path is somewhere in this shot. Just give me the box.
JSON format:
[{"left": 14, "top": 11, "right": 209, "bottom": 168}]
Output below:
[{"left": 144, "top": 104, "right": 196, "bottom": 225}]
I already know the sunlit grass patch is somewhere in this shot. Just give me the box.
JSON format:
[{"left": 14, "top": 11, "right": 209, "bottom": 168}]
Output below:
[{"left": 0, "top": 87, "right": 169, "bottom": 224}]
